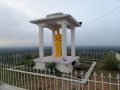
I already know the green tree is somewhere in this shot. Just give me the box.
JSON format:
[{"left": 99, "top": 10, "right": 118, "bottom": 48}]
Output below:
[
  {"left": 104, "top": 58, "right": 119, "bottom": 70},
  {"left": 19, "top": 53, "right": 35, "bottom": 67},
  {"left": 24, "top": 54, "right": 32, "bottom": 60},
  {"left": 19, "top": 60, "right": 35, "bottom": 67}
]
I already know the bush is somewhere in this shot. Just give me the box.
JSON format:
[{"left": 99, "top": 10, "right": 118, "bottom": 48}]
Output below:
[
  {"left": 45, "top": 62, "right": 57, "bottom": 70},
  {"left": 19, "top": 60, "right": 26, "bottom": 65},
  {"left": 19, "top": 60, "right": 35, "bottom": 67},
  {"left": 19, "top": 54, "right": 35, "bottom": 67},
  {"left": 24, "top": 54, "right": 32, "bottom": 60},
  {"left": 104, "top": 58, "right": 119, "bottom": 70},
  {"left": 45, "top": 62, "right": 61, "bottom": 75},
  {"left": 73, "top": 62, "right": 87, "bottom": 71},
  {"left": 25, "top": 60, "right": 35, "bottom": 67}
]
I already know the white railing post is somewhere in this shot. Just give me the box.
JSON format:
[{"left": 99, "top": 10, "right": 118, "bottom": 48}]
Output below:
[
  {"left": 78, "top": 79, "right": 80, "bottom": 90},
  {"left": 108, "top": 73, "right": 112, "bottom": 90},
  {"left": 67, "top": 72, "right": 69, "bottom": 90},
  {"left": 45, "top": 69, "right": 47, "bottom": 90},
  {"left": 49, "top": 68, "right": 52, "bottom": 90},
  {"left": 71, "top": 69, "right": 73, "bottom": 90},
  {"left": 3, "top": 64, "right": 4, "bottom": 83},
  {"left": 30, "top": 66, "right": 32, "bottom": 90},
  {"left": 62, "top": 74, "right": 65, "bottom": 90},
  {"left": 80, "top": 71, "right": 84, "bottom": 90},
  {"left": 41, "top": 69, "right": 43, "bottom": 90},
  {"left": 18, "top": 65, "right": 20, "bottom": 87},
  {"left": 7, "top": 64, "right": 9, "bottom": 84},
  {"left": 1, "top": 64, "right": 2, "bottom": 83},
  {"left": 100, "top": 73, "right": 104, "bottom": 90},
  {"left": 5, "top": 64, "right": 7, "bottom": 84},
  {"left": 27, "top": 67, "right": 29, "bottom": 90},
  {"left": 93, "top": 71, "right": 97, "bottom": 90},
  {"left": 21, "top": 65, "right": 23, "bottom": 88},
  {"left": 9, "top": 64, "right": 12, "bottom": 85},
  {"left": 87, "top": 76, "right": 89, "bottom": 90},
  {"left": 37, "top": 69, "right": 39, "bottom": 90},
  {"left": 53, "top": 69, "right": 55, "bottom": 90},
  {"left": 15, "top": 64, "right": 17, "bottom": 87},
  {"left": 33, "top": 68, "right": 36, "bottom": 90},
  {"left": 116, "top": 74, "right": 120, "bottom": 90},
  {"left": 24, "top": 66, "right": 26, "bottom": 89},
  {"left": 75, "top": 70, "right": 77, "bottom": 90},
  {"left": 12, "top": 64, "right": 15, "bottom": 86},
  {"left": 56, "top": 76, "right": 58, "bottom": 90}
]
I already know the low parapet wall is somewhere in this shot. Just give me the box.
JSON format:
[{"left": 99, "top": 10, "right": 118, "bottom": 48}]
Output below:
[{"left": 83, "top": 61, "right": 96, "bottom": 83}]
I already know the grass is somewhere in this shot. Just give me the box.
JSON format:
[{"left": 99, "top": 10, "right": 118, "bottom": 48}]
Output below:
[
  {"left": 93, "top": 61, "right": 120, "bottom": 77},
  {"left": 89, "top": 61, "right": 120, "bottom": 86}
]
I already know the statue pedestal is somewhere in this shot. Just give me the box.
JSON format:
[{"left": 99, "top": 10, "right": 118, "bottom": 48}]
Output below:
[{"left": 34, "top": 56, "right": 79, "bottom": 73}]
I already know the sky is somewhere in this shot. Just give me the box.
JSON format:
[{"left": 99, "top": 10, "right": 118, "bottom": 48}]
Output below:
[{"left": 0, "top": 0, "right": 120, "bottom": 47}]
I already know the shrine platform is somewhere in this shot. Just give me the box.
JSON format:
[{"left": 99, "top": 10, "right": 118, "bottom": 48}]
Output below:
[{"left": 34, "top": 56, "right": 79, "bottom": 73}]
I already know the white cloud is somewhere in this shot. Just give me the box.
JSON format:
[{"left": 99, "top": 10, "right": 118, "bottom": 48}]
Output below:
[
  {"left": 1, "top": 0, "right": 36, "bottom": 18},
  {"left": 0, "top": 0, "right": 120, "bottom": 47}
]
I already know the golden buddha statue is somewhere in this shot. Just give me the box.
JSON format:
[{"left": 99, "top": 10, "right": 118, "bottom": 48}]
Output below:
[{"left": 55, "top": 29, "right": 62, "bottom": 57}]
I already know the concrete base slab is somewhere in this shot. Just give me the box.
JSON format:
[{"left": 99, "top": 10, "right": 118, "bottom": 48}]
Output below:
[{"left": 34, "top": 56, "right": 79, "bottom": 73}]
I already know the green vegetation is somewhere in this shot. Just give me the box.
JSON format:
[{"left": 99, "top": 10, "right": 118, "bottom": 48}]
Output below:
[
  {"left": 45, "top": 62, "right": 57, "bottom": 70},
  {"left": 45, "top": 62, "right": 62, "bottom": 76},
  {"left": 19, "top": 60, "right": 35, "bottom": 67},
  {"left": 104, "top": 58, "right": 120, "bottom": 70},
  {"left": 93, "top": 61, "right": 120, "bottom": 79},
  {"left": 45, "top": 62, "right": 60, "bottom": 74},
  {"left": 24, "top": 53, "right": 32, "bottom": 60},
  {"left": 19, "top": 54, "right": 35, "bottom": 67}
]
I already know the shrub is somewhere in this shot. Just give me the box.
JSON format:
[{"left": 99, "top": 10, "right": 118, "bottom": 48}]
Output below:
[
  {"left": 19, "top": 60, "right": 35, "bottom": 67},
  {"left": 45, "top": 62, "right": 57, "bottom": 70},
  {"left": 19, "top": 60, "right": 26, "bottom": 65},
  {"left": 24, "top": 54, "right": 32, "bottom": 60},
  {"left": 73, "top": 62, "right": 87, "bottom": 71},
  {"left": 25, "top": 60, "right": 35, "bottom": 67},
  {"left": 19, "top": 54, "right": 35, "bottom": 67},
  {"left": 104, "top": 58, "right": 119, "bottom": 70},
  {"left": 45, "top": 62, "right": 61, "bottom": 75}
]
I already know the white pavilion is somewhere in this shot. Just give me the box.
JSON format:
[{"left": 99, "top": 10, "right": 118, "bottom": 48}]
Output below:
[{"left": 30, "top": 12, "right": 82, "bottom": 73}]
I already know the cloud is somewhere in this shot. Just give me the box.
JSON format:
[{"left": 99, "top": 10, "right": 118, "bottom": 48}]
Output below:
[
  {"left": 1, "top": 0, "right": 36, "bottom": 18},
  {"left": 0, "top": 3, "right": 39, "bottom": 46},
  {"left": 0, "top": 0, "right": 120, "bottom": 47}
]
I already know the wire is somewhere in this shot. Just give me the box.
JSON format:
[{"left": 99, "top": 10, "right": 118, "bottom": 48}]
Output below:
[{"left": 83, "top": 6, "right": 120, "bottom": 26}]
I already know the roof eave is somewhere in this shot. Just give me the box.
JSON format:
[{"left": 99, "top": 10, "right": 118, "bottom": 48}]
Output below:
[{"left": 30, "top": 14, "right": 81, "bottom": 27}]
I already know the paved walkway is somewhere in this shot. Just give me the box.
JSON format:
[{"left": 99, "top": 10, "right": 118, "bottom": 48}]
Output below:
[{"left": 0, "top": 83, "right": 26, "bottom": 90}]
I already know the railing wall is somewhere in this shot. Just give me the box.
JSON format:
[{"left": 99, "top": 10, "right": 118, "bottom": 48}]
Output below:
[
  {"left": 0, "top": 63, "right": 119, "bottom": 90},
  {"left": 0, "top": 50, "right": 117, "bottom": 64}
]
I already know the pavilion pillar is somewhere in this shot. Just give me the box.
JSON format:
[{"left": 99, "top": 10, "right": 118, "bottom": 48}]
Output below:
[
  {"left": 71, "top": 27, "right": 75, "bottom": 57},
  {"left": 52, "top": 30, "right": 55, "bottom": 56},
  {"left": 39, "top": 26, "right": 44, "bottom": 59},
  {"left": 62, "top": 23, "right": 67, "bottom": 60}
]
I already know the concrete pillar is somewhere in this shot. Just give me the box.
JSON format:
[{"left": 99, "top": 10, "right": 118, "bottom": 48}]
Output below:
[
  {"left": 62, "top": 23, "right": 67, "bottom": 60},
  {"left": 71, "top": 27, "right": 75, "bottom": 56},
  {"left": 52, "top": 30, "right": 55, "bottom": 56},
  {"left": 39, "top": 26, "right": 44, "bottom": 59}
]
